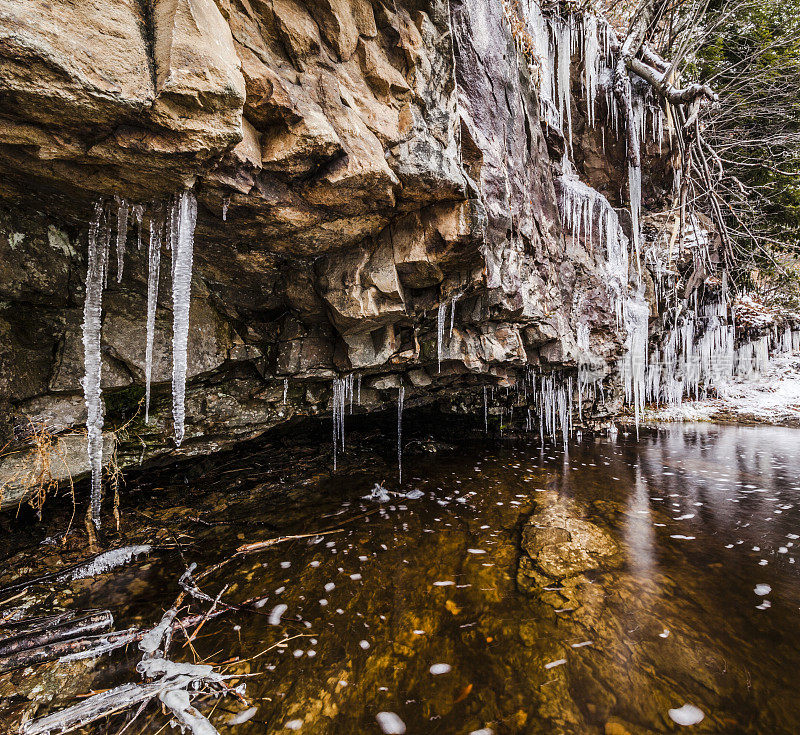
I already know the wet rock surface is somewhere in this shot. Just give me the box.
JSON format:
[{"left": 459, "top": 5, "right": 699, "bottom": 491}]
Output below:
[
  {"left": 0, "top": 0, "right": 628, "bottom": 504},
  {"left": 517, "top": 498, "right": 620, "bottom": 590}
]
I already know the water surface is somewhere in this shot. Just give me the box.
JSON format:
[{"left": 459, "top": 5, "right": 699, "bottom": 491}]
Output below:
[{"left": 11, "top": 422, "right": 800, "bottom": 734}]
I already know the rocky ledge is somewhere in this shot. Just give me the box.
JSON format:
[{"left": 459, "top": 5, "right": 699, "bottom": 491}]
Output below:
[{"left": 1, "top": 0, "right": 645, "bottom": 511}]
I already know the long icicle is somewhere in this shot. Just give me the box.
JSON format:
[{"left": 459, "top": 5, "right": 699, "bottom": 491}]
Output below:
[
  {"left": 171, "top": 190, "right": 197, "bottom": 447},
  {"left": 115, "top": 197, "right": 129, "bottom": 283},
  {"left": 144, "top": 205, "right": 163, "bottom": 423},
  {"left": 82, "top": 201, "right": 106, "bottom": 528},
  {"left": 397, "top": 385, "right": 405, "bottom": 484}
]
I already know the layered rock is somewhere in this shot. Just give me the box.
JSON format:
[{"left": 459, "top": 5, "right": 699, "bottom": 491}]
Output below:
[{"left": 0, "top": 0, "right": 632, "bottom": 510}]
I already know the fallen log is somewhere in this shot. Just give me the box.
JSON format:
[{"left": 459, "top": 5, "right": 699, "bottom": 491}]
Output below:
[
  {"left": 0, "top": 611, "right": 113, "bottom": 657},
  {"left": 0, "top": 545, "right": 153, "bottom": 596},
  {"left": 20, "top": 680, "right": 177, "bottom": 735},
  {"left": 0, "top": 628, "right": 138, "bottom": 673}
]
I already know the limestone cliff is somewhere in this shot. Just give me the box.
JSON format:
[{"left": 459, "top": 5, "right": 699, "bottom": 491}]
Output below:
[{"left": 0, "top": 0, "right": 657, "bottom": 508}]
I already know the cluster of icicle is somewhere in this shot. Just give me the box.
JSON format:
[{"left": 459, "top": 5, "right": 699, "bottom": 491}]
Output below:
[
  {"left": 558, "top": 167, "right": 630, "bottom": 327},
  {"left": 331, "top": 373, "right": 358, "bottom": 470},
  {"left": 330, "top": 374, "right": 407, "bottom": 484},
  {"left": 82, "top": 191, "right": 197, "bottom": 528},
  {"left": 514, "top": 368, "right": 575, "bottom": 448},
  {"left": 645, "top": 294, "right": 800, "bottom": 407},
  {"left": 524, "top": 0, "right": 668, "bottom": 433},
  {"left": 435, "top": 294, "right": 460, "bottom": 372},
  {"left": 521, "top": 1, "right": 664, "bottom": 259}
]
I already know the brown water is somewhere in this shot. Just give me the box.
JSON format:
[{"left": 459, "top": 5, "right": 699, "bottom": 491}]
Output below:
[{"left": 7, "top": 422, "right": 800, "bottom": 734}]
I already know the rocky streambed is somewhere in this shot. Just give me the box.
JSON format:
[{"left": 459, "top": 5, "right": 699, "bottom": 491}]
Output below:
[{"left": 3, "top": 419, "right": 800, "bottom": 734}]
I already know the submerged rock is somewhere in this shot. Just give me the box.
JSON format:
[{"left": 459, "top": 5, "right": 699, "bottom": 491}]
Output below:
[{"left": 517, "top": 498, "right": 620, "bottom": 591}]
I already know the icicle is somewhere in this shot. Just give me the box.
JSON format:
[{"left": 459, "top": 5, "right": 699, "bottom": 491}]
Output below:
[
  {"left": 450, "top": 294, "right": 460, "bottom": 339},
  {"left": 583, "top": 14, "right": 600, "bottom": 128},
  {"left": 397, "top": 385, "right": 405, "bottom": 484},
  {"left": 100, "top": 210, "right": 112, "bottom": 290},
  {"left": 357, "top": 373, "right": 362, "bottom": 404},
  {"left": 283, "top": 378, "right": 288, "bottom": 405},
  {"left": 483, "top": 385, "right": 488, "bottom": 433},
  {"left": 620, "top": 293, "right": 649, "bottom": 430},
  {"left": 347, "top": 372, "right": 354, "bottom": 414},
  {"left": 115, "top": 197, "right": 128, "bottom": 283},
  {"left": 144, "top": 205, "right": 163, "bottom": 424},
  {"left": 528, "top": 2, "right": 558, "bottom": 127},
  {"left": 222, "top": 197, "right": 230, "bottom": 222},
  {"left": 132, "top": 204, "right": 144, "bottom": 250},
  {"left": 82, "top": 201, "right": 106, "bottom": 528},
  {"left": 556, "top": 18, "right": 573, "bottom": 145},
  {"left": 437, "top": 301, "right": 448, "bottom": 372},
  {"left": 628, "top": 163, "right": 642, "bottom": 270},
  {"left": 332, "top": 376, "right": 347, "bottom": 470},
  {"left": 171, "top": 190, "right": 197, "bottom": 447}
]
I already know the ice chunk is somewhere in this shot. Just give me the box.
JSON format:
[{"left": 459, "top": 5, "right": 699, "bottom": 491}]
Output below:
[
  {"left": 376, "top": 712, "right": 406, "bottom": 734},
  {"left": 268, "top": 604, "right": 288, "bottom": 626},
  {"left": 668, "top": 704, "right": 704, "bottom": 726}
]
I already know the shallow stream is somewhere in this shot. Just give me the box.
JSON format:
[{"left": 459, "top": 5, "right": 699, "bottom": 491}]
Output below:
[{"left": 4, "top": 422, "right": 800, "bottom": 734}]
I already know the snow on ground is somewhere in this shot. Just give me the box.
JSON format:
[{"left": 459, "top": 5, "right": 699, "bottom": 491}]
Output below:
[{"left": 645, "top": 353, "right": 800, "bottom": 426}]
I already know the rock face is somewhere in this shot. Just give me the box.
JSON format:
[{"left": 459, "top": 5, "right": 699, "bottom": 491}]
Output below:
[{"left": 0, "top": 0, "right": 630, "bottom": 508}]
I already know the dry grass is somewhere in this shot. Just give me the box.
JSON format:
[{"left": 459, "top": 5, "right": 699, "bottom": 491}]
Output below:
[{"left": 0, "top": 418, "right": 76, "bottom": 522}]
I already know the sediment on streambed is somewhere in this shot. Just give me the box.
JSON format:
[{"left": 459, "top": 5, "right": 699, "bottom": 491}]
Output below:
[{"left": 4, "top": 422, "right": 800, "bottom": 733}]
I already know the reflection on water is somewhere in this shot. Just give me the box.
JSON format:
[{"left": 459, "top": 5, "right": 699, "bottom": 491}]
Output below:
[{"left": 62, "top": 425, "right": 800, "bottom": 732}]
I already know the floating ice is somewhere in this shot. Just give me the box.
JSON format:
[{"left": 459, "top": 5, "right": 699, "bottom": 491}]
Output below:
[
  {"left": 544, "top": 659, "right": 567, "bottom": 669},
  {"left": 668, "top": 704, "right": 704, "bottom": 726},
  {"left": 429, "top": 663, "right": 451, "bottom": 675},
  {"left": 268, "top": 604, "right": 288, "bottom": 625},
  {"left": 376, "top": 712, "right": 406, "bottom": 734},
  {"left": 67, "top": 545, "right": 152, "bottom": 580},
  {"left": 754, "top": 584, "right": 771, "bottom": 596},
  {"left": 364, "top": 483, "right": 391, "bottom": 502},
  {"left": 228, "top": 707, "right": 257, "bottom": 725}
]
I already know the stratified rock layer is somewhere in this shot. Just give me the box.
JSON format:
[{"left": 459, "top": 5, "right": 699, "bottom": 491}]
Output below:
[{"left": 0, "top": 0, "right": 625, "bottom": 505}]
